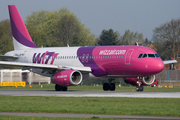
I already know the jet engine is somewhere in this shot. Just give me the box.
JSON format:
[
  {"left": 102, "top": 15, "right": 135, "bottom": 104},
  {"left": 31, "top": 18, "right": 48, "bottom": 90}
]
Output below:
[
  {"left": 142, "top": 75, "right": 155, "bottom": 85},
  {"left": 51, "top": 70, "right": 82, "bottom": 86},
  {"left": 124, "top": 75, "right": 155, "bottom": 86},
  {"left": 124, "top": 77, "right": 137, "bottom": 86}
]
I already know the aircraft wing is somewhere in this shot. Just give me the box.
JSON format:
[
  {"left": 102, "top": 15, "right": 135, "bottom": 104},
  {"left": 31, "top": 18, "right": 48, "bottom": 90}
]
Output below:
[
  {"left": 0, "top": 61, "right": 92, "bottom": 72},
  {"left": 163, "top": 60, "right": 177, "bottom": 64},
  {"left": 0, "top": 55, "right": 18, "bottom": 59}
]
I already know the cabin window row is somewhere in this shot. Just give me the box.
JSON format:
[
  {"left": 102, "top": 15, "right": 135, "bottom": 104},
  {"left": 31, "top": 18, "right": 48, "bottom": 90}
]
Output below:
[{"left": 34, "top": 55, "right": 124, "bottom": 60}]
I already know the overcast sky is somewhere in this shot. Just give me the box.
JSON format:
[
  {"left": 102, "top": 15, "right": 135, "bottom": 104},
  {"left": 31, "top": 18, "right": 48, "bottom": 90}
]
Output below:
[{"left": 0, "top": 0, "right": 179, "bottom": 40}]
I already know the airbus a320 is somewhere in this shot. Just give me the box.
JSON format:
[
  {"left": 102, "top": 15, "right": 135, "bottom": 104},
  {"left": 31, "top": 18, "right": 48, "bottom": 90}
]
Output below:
[{"left": 0, "top": 5, "right": 177, "bottom": 91}]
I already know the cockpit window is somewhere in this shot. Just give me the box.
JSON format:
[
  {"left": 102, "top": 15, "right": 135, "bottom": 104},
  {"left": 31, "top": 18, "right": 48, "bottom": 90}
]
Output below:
[
  {"left": 148, "top": 54, "right": 155, "bottom": 58},
  {"left": 138, "top": 53, "right": 160, "bottom": 58},
  {"left": 138, "top": 54, "right": 143, "bottom": 58},
  {"left": 155, "top": 54, "right": 159, "bottom": 58},
  {"left": 142, "top": 54, "right": 147, "bottom": 58}
]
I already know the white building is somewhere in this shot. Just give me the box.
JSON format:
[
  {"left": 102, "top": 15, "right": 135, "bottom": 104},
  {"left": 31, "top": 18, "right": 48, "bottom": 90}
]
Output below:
[{"left": 0, "top": 69, "right": 50, "bottom": 84}]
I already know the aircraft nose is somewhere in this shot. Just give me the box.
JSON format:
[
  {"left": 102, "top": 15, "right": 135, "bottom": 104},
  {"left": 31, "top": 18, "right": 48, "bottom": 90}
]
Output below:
[{"left": 156, "top": 60, "right": 164, "bottom": 73}]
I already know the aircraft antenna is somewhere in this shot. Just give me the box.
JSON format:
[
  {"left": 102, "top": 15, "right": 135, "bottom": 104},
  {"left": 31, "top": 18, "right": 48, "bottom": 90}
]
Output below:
[{"left": 135, "top": 42, "right": 139, "bottom": 46}]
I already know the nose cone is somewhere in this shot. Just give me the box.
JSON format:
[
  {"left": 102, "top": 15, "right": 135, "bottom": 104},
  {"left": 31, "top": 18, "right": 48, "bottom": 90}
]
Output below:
[
  {"left": 156, "top": 60, "right": 164, "bottom": 73},
  {"left": 150, "top": 59, "right": 164, "bottom": 74},
  {"left": 140, "top": 58, "right": 164, "bottom": 75}
]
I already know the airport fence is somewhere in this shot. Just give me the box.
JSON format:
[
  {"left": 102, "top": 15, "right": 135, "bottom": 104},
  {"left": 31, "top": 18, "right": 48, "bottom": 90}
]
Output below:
[
  {"left": 155, "top": 70, "right": 180, "bottom": 81},
  {"left": 155, "top": 70, "right": 180, "bottom": 86}
]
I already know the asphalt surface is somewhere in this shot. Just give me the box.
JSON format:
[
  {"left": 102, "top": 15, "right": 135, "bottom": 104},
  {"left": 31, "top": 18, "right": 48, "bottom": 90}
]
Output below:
[
  {"left": 0, "top": 89, "right": 180, "bottom": 98},
  {"left": 0, "top": 89, "right": 180, "bottom": 119}
]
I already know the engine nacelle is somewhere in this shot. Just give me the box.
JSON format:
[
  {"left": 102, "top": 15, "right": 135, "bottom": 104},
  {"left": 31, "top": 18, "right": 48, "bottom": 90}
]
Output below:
[
  {"left": 124, "top": 77, "right": 137, "bottom": 86},
  {"left": 125, "top": 75, "right": 155, "bottom": 86},
  {"left": 142, "top": 75, "right": 155, "bottom": 85},
  {"left": 51, "top": 70, "right": 82, "bottom": 86}
]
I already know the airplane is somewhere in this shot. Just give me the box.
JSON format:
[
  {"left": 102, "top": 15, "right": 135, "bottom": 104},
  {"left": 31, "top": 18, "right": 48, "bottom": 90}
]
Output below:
[{"left": 0, "top": 5, "right": 177, "bottom": 92}]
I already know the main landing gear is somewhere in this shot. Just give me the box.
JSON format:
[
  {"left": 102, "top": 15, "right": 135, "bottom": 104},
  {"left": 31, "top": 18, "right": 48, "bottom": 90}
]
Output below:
[
  {"left": 103, "top": 79, "right": 115, "bottom": 91},
  {"left": 55, "top": 84, "right": 68, "bottom": 91}
]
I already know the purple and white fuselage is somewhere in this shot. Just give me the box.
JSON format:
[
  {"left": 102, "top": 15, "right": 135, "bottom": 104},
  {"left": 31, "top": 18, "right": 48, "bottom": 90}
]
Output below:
[{"left": 0, "top": 5, "right": 177, "bottom": 91}]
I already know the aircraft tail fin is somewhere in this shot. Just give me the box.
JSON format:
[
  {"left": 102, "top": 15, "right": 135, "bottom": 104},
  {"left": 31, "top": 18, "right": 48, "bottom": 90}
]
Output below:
[{"left": 8, "top": 5, "right": 38, "bottom": 50}]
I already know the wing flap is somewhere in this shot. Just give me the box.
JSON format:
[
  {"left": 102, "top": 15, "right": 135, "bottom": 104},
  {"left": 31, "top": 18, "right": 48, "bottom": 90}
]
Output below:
[
  {"left": 0, "top": 61, "right": 91, "bottom": 72},
  {"left": 59, "top": 66, "right": 92, "bottom": 72},
  {"left": 0, "top": 61, "right": 58, "bottom": 69},
  {"left": 0, "top": 55, "right": 18, "bottom": 60}
]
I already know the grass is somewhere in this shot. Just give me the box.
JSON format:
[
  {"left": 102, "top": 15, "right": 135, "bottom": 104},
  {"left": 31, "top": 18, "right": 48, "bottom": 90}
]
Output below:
[
  {"left": 1, "top": 84, "right": 180, "bottom": 92},
  {"left": 0, "top": 115, "right": 118, "bottom": 120},
  {"left": 0, "top": 84, "right": 180, "bottom": 118},
  {"left": 0, "top": 95, "right": 179, "bottom": 117}
]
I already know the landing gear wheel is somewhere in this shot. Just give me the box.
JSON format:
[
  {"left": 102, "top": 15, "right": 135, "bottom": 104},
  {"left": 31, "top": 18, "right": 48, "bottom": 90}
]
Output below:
[
  {"left": 136, "top": 86, "right": 140, "bottom": 92},
  {"left": 55, "top": 84, "right": 68, "bottom": 91},
  {"left": 136, "top": 86, "right": 143, "bottom": 92},
  {"left": 139, "top": 86, "right": 143, "bottom": 91},
  {"left": 103, "top": 83, "right": 110, "bottom": 91},
  {"left": 55, "top": 84, "right": 62, "bottom": 91},
  {"left": 62, "top": 86, "right": 68, "bottom": 91},
  {"left": 110, "top": 83, "right": 115, "bottom": 91}
]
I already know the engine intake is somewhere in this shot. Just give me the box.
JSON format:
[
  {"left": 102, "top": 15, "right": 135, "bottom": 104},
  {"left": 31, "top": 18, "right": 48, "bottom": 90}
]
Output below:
[
  {"left": 142, "top": 75, "right": 155, "bottom": 85},
  {"left": 51, "top": 70, "right": 82, "bottom": 86}
]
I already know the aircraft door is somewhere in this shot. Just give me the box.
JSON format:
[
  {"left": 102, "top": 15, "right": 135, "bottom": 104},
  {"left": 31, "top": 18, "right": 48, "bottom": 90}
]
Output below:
[
  {"left": 125, "top": 49, "right": 134, "bottom": 65},
  {"left": 24, "top": 51, "right": 30, "bottom": 62},
  {"left": 81, "top": 54, "right": 89, "bottom": 63}
]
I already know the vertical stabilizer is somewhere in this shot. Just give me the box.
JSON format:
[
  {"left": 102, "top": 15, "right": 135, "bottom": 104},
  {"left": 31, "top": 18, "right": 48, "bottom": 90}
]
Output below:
[{"left": 8, "top": 5, "right": 38, "bottom": 50}]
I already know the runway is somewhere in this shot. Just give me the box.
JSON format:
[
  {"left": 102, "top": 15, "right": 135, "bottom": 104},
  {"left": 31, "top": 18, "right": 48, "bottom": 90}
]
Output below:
[{"left": 0, "top": 89, "right": 180, "bottom": 98}]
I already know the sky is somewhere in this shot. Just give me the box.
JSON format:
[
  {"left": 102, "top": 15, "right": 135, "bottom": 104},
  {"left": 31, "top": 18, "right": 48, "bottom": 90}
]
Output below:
[{"left": 0, "top": 0, "right": 179, "bottom": 40}]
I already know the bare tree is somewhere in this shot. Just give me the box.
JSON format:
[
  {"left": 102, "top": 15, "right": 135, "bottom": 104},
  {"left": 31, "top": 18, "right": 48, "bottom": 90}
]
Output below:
[{"left": 153, "top": 19, "right": 180, "bottom": 69}]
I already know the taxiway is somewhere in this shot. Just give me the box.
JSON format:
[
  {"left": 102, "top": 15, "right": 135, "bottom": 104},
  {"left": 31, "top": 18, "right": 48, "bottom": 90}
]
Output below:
[{"left": 0, "top": 89, "right": 179, "bottom": 98}]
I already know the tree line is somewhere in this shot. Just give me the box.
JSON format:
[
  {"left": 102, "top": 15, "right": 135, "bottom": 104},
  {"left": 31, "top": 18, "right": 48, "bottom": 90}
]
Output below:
[
  {"left": 153, "top": 19, "right": 180, "bottom": 69},
  {"left": 0, "top": 7, "right": 145, "bottom": 53},
  {"left": 0, "top": 7, "right": 179, "bottom": 68}
]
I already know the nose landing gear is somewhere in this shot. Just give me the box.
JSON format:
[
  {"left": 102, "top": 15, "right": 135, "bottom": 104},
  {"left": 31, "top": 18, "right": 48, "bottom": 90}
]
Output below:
[
  {"left": 136, "top": 77, "right": 143, "bottom": 92},
  {"left": 136, "top": 85, "right": 144, "bottom": 92}
]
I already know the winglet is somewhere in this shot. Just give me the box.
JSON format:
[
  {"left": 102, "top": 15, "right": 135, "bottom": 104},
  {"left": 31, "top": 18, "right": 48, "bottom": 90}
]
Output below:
[
  {"left": 8, "top": 5, "right": 38, "bottom": 50},
  {"left": 171, "top": 57, "right": 175, "bottom": 60}
]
